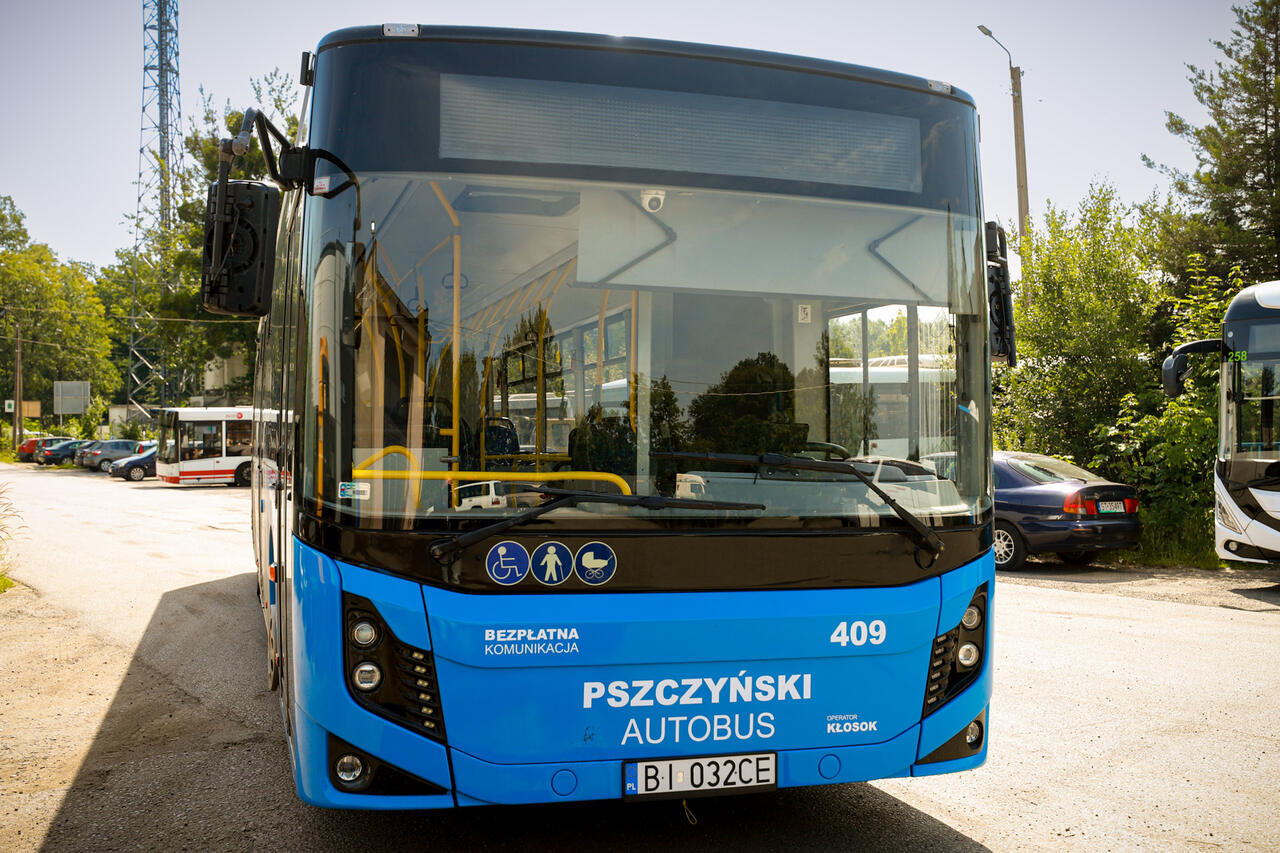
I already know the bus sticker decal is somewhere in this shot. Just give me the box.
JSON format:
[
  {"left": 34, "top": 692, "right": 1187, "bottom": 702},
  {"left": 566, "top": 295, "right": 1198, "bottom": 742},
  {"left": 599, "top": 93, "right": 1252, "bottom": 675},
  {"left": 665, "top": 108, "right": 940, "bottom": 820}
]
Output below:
[
  {"left": 337, "top": 481, "right": 370, "bottom": 500},
  {"left": 530, "top": 542, "right": 571, "bottom": 585},
  {"left": 573, "top": 542, "right": 617, "bottom": 585},
  {"left": 485, "top": 541, "right": 530, "bottom": 585}
]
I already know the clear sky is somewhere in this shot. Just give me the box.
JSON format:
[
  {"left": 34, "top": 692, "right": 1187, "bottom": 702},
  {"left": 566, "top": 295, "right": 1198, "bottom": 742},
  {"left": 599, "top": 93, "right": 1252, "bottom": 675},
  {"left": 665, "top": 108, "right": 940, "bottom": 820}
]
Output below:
[{"left": 0, "top": 0, "right": 1235, "bottom": 270}]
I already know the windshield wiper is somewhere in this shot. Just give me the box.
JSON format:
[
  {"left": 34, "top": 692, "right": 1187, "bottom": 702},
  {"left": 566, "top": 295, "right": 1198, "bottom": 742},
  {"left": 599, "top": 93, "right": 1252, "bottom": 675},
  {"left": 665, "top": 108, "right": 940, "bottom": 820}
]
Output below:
[
  {"left": 428, "top": 487, "right": 765, "bottom": 564},
  {"left": 654, "top": 451, "right": 946, "bottom": 559}
]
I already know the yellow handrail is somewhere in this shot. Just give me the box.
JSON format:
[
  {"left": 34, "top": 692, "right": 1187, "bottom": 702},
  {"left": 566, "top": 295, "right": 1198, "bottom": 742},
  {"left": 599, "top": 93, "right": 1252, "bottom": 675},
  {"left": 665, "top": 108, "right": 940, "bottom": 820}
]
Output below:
[
  {"left": 352, "top": 467, "right": 632, "bottom": 496},
  {"left": 353, "top": 444, "right": 423, "bottom": 505}
]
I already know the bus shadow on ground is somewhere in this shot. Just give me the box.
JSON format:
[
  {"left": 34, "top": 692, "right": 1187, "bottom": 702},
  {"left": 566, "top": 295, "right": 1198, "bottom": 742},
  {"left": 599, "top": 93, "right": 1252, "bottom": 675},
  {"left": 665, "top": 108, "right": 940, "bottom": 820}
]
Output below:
[{"left": 41, "top": 573, "right": 989, "bottom": 853}]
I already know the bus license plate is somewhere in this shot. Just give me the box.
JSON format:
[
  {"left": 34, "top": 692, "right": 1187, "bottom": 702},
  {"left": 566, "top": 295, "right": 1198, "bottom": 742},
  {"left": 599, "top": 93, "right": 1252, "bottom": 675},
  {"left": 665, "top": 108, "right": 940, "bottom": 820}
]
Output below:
[
  {"left": 1099, "top": 501, "right": 1125, "bottom": 513},
  {"left": 624, "top": 753, "right": 777, "bottom": 798}
]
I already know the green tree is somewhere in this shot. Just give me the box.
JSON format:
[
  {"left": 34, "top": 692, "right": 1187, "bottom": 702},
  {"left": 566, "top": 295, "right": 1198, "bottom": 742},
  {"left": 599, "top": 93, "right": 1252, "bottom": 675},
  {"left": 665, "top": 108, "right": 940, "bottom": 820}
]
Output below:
[
  {"left": 97, "top": 70, "right": 298, "bottom": 407},
  {"left": 0, "top": 198, "right": 119, "bottom": 420},
  {"left": 687, "top": 352, "right": 806, "bottom": 455},
  {"left": 1090, "top": 256, "right": 1237, "bottom": 565},
  {"left": 1145, "top": 0, "right": 1280, "bottom": 282},
  {"left": 995, "top": 184, "right": 1163, "bottom": 467}
]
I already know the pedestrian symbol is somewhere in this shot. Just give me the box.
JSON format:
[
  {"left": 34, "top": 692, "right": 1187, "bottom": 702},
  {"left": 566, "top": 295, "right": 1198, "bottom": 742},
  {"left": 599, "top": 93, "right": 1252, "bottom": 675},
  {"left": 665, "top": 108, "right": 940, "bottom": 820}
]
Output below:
[
  {"left": 484, "top": 541, "right": 530, "bottom": 585},
  {"left": 573, "top": 541, "right": 617, "bottom": 586},
  {"left": 530, "top": 541, "right": 570, "bottom": 586}
]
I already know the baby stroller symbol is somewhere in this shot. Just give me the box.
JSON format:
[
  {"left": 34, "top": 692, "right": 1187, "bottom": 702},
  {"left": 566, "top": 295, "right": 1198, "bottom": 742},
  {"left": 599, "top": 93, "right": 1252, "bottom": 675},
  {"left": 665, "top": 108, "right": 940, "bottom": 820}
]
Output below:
[{"left": 573, "top": 542, "right": 617, "bottom": 585}]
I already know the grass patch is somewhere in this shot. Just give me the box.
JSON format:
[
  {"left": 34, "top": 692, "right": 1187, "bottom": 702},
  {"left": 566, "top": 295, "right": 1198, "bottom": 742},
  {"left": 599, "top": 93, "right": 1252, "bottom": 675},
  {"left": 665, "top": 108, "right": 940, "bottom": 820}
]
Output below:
[{"left": 0, "top": 570, "right": 12, "bottom": 594}]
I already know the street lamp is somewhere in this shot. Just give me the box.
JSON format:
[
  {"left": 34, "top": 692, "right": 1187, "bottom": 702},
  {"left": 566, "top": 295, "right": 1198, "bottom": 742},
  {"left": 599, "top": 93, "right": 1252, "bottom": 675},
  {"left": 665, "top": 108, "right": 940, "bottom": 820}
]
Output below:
[{"left": 978, "top": 25, "right": 1030, "bottom": 248}]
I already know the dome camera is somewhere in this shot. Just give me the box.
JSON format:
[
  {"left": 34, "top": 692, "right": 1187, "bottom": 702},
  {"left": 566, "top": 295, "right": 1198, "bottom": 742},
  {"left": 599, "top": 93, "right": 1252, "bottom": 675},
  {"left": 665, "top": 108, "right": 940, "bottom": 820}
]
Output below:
[{"left": 640, "top": 189, "right": 666, "bottom": 212}]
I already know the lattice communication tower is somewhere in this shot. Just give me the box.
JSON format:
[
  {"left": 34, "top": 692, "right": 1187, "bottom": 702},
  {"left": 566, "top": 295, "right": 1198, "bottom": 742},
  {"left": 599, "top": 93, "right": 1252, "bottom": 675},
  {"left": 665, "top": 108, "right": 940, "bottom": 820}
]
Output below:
[{"left": 130, "top": 0, "right": 181, "bottom": 416}]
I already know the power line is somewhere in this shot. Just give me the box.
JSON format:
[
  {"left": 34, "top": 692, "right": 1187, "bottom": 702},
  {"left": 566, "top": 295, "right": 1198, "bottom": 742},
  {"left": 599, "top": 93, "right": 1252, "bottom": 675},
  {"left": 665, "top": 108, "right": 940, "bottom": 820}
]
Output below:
[{"left": 0, "top": 305, "right": 256, "bottom": 324}]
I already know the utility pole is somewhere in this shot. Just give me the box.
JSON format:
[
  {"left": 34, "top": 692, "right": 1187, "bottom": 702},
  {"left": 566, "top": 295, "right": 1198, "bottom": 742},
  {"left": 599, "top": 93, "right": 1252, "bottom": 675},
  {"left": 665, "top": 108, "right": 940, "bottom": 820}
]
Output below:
[
  {"left": 978, "top": 26, "right": 1031, "bottom": 245},
  {"left": 12, "top": 325, "right": 21, "bottom": 450}
]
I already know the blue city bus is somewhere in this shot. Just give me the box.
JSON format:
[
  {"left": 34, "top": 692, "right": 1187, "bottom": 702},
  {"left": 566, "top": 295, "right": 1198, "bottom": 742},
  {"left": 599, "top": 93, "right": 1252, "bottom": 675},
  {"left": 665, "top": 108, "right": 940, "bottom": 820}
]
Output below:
[{"left": 203, "top": 24, "right": 1013, "bottom": 809}]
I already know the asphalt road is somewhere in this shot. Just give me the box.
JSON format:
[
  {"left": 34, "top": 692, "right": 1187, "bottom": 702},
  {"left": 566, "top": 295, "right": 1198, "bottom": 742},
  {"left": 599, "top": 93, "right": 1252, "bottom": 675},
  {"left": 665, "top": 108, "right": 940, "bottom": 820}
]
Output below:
[{"left": 2, "top": 463, "right": 1278, "bottom": 851}]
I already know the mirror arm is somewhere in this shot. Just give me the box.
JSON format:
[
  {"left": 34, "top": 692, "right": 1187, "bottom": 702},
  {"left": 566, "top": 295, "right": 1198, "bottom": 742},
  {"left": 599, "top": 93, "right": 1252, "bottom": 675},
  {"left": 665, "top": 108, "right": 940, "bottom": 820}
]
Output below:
[{"left": 1171, "top": 338, "right": 1224, "bottom": 357}]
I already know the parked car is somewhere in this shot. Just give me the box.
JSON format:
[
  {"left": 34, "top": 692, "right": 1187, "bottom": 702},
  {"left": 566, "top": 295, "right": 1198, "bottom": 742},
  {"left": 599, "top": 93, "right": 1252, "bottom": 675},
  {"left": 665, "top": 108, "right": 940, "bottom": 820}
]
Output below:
[
  {"left": 110, "top": 447, "right": 157, "bottom": 481},
  {"left": 17, "top": 435, "right": 71, "bottom": 462},
  {"left": 924, "top": 451, "right": 1140, "bottom": 570},
  {"left": 74, "top": 441, "right": 101, "bottom": 467},
  {"left": 37, "top": 439, "right": 92, "bottom": 466},
  {"left": 989, "top": 451, "right": 1140, "bottom": 570},
  {"left": 81, "top": 439, "right": 142, "bottom": 472}
]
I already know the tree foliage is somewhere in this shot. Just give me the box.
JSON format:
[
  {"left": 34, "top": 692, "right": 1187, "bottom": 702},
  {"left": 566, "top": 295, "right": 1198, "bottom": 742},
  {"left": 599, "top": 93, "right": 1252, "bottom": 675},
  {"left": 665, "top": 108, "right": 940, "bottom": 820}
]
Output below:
[
  {"left": 95, "top": 70, "right": 299, "bottom": 407},
  {"left": 1146, "top": 0, "right": 1280, "bottom": 282},
  {"left": 995, "top": 184, "right": 1164, "bottom": 466},
  {"left": 0, "top": 198, "right": 119, "bottom": 418}
]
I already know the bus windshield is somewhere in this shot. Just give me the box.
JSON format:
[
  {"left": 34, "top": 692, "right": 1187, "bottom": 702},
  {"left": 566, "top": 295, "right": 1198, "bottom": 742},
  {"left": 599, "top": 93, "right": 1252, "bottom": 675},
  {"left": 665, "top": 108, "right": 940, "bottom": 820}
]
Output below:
[
  {"left": 1226, "top": 353, "right": 1280, "bottom": 458},
  {"left": 302, "top": 174, "right": 989, "bottom": 528},
  {"left": 296, "top": 52, "right": 990, "bottom": 530}
]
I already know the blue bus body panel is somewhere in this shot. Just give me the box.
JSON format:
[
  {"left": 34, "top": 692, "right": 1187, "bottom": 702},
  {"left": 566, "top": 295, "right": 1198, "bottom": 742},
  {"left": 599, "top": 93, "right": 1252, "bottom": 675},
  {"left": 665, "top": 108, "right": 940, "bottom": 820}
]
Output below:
[
  {"left": 289, "top": 543, "right": 454, "bottom": 804},
  {"left": 288, "top": 537, "right": 994, "bottom": 807}
]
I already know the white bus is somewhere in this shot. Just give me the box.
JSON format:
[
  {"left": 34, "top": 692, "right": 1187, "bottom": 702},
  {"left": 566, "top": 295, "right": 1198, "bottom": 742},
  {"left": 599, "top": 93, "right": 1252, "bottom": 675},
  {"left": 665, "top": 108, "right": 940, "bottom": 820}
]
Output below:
[
  {"left": 155, "top": 406, "right": 254, "bottom": 486},
  {"left": 1165, "top": 280, "right": 1280, "bottom": 563}
]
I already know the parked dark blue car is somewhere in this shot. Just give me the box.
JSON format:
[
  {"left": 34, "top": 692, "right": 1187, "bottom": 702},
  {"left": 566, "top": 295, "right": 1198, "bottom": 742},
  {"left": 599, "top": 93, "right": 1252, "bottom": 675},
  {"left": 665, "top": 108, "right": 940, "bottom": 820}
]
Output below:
[
  {"left": 989, "top": 451, "right": 1140, "bottom": 570},
  {"left": 925, "top": 451, "right": 1140, "bottom": 570},
  {"left": 109, "top": 448, "right": 157, "bottom": 481}
]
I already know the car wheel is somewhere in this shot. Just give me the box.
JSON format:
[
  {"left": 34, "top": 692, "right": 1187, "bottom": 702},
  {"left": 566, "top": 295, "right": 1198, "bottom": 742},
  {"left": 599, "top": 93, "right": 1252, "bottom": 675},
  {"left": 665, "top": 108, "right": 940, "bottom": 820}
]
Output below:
[
  {"left": 234, "top": 462, "right": 251, "bottom": 487},
  {"left": 127, "top": 466, "right": 145, "bottom": 481},
  {"left": 1058, "top": 551, "right": 1094, "bottom": 566},
  {"left": 993, "top": 521, "right": 1027, "bottom": 571},
  {"left": 99, "top": 459, "right": 112, "bottom": 472}
]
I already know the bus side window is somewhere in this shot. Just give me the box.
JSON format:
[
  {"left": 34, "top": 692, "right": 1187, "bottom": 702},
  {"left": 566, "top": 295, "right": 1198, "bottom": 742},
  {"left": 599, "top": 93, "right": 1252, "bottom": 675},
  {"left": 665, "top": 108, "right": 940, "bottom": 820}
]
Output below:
[{"left": 227, "top": 420, "right": 253, "bottom": 456}]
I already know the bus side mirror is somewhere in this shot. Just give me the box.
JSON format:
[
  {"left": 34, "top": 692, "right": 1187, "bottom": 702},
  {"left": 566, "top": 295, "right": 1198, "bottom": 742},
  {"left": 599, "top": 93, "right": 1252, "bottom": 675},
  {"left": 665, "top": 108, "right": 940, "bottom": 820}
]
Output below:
[
  {"left": 1162, "top": 352, "right": 1188, "bottom": 398},
  {"left": 985, "top": 221, "right": 1017, "bottom": 366},
  {"left": 1162, "top": 339, "right": 1224, "bottom": 397},
  {"left": 201, "top": 180, "right": 280, "bottom": 317}
]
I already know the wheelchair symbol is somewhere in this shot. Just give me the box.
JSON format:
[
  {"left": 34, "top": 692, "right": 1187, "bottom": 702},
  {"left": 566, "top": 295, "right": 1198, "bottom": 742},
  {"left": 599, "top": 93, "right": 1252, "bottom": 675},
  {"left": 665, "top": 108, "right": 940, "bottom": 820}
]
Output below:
[{"left": 485, "top": 541, "right": 530, "bottom": 585}]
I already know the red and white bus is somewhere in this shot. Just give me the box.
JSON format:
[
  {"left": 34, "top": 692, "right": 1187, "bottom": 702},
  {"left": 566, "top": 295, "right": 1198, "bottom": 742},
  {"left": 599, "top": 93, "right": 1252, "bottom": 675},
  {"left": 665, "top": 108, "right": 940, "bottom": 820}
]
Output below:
[{"left": 155, "top": 406, "right": 254, "bottom": 486}]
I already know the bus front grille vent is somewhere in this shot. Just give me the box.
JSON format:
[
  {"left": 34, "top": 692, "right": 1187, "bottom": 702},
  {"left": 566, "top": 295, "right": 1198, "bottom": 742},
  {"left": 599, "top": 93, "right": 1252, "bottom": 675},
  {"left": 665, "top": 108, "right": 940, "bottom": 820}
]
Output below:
[
  {"left": 392, "top": 641, "right": 446, "bottom": 739},
  {"left": 923, "top": 630, "right": 959, "bottom": 714},
  {"left": 342, "top": 593, "right": 446, "bottom": 742}
]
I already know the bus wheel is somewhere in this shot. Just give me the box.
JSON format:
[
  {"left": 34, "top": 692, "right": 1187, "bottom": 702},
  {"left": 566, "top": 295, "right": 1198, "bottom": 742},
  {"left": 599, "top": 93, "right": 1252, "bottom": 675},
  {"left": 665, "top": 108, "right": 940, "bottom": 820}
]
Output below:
[
  {"left": 234, "top": 463, "right": 251, "bottom": 487},
  {"left": 993, "top": 522, "right": 1026, "bottom": 571},
  {"left": 267, "top": 651, "right": 280, "bottom": 691}
]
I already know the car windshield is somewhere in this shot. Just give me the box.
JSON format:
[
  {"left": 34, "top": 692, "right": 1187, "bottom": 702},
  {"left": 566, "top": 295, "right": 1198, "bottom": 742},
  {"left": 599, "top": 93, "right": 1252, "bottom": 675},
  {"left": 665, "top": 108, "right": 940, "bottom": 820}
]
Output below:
[{"left": 1006, "top": 456, "right": 1098, "bottom": 484}]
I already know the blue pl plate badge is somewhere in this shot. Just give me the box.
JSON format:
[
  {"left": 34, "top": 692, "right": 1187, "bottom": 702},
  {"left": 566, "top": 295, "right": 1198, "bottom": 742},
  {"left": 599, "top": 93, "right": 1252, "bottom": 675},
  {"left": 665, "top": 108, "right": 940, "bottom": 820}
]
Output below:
[
  {"left": 485, "top": 541, "right": 530, "bottom": 585},
  {"left": 574, "top": 542, "right": 617, "bottom": 585}
]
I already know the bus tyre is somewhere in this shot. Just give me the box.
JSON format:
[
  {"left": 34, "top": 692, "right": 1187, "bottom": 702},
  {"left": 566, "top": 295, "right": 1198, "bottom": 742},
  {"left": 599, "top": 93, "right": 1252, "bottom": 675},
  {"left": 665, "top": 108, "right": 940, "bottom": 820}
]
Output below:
[
  {"left": 127, "top": 466, "right": 145, "bottom": 481},
  {"left": 993, "top": 521, "right": 1026, "bottom": 571},
  {"left": 234, "top": 462, "right": 251, "bottom": 487}
]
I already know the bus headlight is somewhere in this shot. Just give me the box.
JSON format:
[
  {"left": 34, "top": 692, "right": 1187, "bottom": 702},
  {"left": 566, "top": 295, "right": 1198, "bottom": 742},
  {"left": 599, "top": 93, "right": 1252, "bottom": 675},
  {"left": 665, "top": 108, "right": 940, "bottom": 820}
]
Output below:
[
  {"left": 335, "top": 754, "right": 365, "bottom": 783},
  {"left": 351, "top": 620, "right": 378, "bottom": 648},
  {"left": 957, "top": 643, "right": 980, "bottom": 668},
  {"left": 352, "top": 662, "right": 382, "bottom": 691},
  {"left": 1216, "top": 496, "right": 1244, "bottom": 534},
  {"left": 961, "top": 605, "right": 982, "bottom": 630}
]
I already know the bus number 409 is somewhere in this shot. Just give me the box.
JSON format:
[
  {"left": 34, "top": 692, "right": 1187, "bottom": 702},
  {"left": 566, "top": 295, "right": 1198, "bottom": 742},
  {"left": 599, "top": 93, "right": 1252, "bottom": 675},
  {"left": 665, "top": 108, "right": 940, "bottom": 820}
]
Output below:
[{"left": 829, "top": 620, "right": 887, "bottom": 647}]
